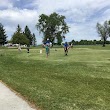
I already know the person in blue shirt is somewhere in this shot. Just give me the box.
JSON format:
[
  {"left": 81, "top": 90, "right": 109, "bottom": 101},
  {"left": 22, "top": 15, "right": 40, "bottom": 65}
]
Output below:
[{"left": 63, "top": 42, "right": 69, "bottom": 56}]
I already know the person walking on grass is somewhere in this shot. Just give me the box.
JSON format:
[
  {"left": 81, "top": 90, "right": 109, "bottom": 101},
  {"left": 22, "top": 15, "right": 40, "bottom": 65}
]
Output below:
[
  {"left": 43, "top": 38, "right": 50, "bottom": 58},
  {"left": 43, "top": 43, "right": 50, "bottom": 58},
  {"left": 63, "top": 42, "right": 70, "bottom": 56},
  {"left": 45, "top": 44, "right": 50, "bottom": 58}
]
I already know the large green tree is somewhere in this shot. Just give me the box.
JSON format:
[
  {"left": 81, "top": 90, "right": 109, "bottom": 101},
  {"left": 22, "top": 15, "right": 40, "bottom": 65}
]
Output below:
[
  {"left": 0, "top": 23, "right": 7, "bottom": 45},
  {"left": 11, "top": 24, "right": 29, "bottom": 45},
  {"left": 96, "top": 21, "right": 109, "bottom": 47},
  {"left": 32, "top": 33, "right": 36, "bottom": 46},
  {"left": 36, "top": 12, "right": 69, "bottom": 44},
  {"left": 24, "top": 25, "right": 33, "bottom": 45}
]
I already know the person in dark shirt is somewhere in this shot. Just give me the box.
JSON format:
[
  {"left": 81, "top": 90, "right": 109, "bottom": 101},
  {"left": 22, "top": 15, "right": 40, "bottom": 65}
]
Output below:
[{"left": 63, "top": 42, "right": 69, "bottom": 56}]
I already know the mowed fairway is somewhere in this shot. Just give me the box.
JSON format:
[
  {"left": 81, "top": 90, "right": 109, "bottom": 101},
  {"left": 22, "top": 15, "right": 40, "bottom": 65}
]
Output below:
[{"left": 0, "top": 45, "right": 110, "bottom": 110}]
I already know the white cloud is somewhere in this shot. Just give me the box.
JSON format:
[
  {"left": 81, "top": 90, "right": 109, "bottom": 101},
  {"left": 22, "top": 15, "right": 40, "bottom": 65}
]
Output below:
[
  {"left": 0, "top": 9, "right": 39, "bottom": 25},
  {"left": 0, "top": 8, "right": 42, "bottom": 44},
  {"left": 32, "top": 0, "right": 110, "bottom": 41},
  {"left": 0, "top": 0, "right": 13, "bottom": 9}
]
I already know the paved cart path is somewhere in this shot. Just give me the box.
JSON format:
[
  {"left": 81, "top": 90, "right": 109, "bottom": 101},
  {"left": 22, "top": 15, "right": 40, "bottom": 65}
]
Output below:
[{"left": 0, "top": 82, "right": 36, "bottom": 110}]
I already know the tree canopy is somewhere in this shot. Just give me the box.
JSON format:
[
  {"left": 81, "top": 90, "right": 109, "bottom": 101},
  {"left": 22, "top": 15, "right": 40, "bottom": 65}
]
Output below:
[
  {"left": 36, "top": 12, "right": 69, "bottom": 45},
  {"left": 11, "top": 24, "right": 29, "bottom": 45},
  {"left": 32, "top": 33, "right": 36, "bottom": 46},
  {"left": 0, "top": 23, "right": 7, "bottom": 45},
  {"left": 96, "top": 21, "right": 110, "bottom": 47},
  {"left": 24, "top": 25, "right": 33, "bottom": 45}
]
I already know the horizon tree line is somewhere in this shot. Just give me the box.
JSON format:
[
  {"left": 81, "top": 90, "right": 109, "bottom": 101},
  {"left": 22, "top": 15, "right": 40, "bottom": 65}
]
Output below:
[{"left": 70, "top": 39, "right": 110, "bottom": 45}]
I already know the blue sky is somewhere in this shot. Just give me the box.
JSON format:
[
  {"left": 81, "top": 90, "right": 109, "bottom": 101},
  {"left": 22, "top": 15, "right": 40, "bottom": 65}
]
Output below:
[{"left": 0, "top": 0, "right": 110, "bottom": 44}]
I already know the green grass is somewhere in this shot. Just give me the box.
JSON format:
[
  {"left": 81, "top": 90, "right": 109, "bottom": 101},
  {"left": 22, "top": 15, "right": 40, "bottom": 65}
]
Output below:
[{"left": 0, "top": 45, "right": 110, "bottom": 110}]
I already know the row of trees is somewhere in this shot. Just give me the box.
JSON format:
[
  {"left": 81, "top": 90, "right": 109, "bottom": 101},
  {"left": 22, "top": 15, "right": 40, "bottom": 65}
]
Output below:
[
  {"left": 11, "top": 24, "right": 36, "bottom": 46},
  {"left": 71, "top": 39, "right": 110, "bottom": 45},
  {"left": 1, "top": 12, "right": 110, "bottom": 46},
  {"left": 96, "top": 20, "right": 110, "bottom": 47},
  {"left": 0, "top": 23, "right": 36, "bottom": 46},
  {"left": 36, "top": 12, "right": 110, "bottom": 46},
  {"left": 0, "top": 12, "right": 68, "bottom": 46}
]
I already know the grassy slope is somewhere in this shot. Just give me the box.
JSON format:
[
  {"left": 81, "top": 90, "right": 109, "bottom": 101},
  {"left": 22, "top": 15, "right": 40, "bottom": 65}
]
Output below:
[{"left": 0, "top": 45, "right": 110, "bottom": 110}]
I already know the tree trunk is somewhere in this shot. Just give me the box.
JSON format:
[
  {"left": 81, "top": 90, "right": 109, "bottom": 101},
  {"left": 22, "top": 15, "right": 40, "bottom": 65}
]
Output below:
[{"left": 102, "top": 37, "right": 106, "bottom": 47}]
